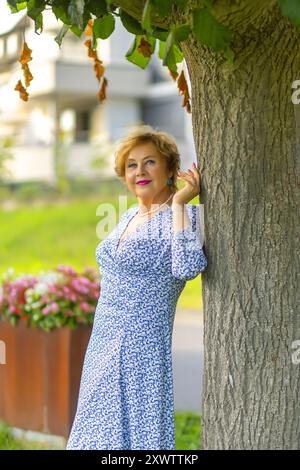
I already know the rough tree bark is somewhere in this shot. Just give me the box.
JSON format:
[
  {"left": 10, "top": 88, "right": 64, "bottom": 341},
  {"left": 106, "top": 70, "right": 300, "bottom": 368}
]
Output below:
[
  {"left": 181, "top": 3, "right": 300, "bottom": 450},
  {"left": 117, "top": 0, "right": 300, "bottom": 449}
]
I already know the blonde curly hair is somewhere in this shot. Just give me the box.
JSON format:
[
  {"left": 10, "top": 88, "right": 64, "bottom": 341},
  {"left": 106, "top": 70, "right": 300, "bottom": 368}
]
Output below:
[{"left": 114, "top": 125, "right": 181, "bottom": 193}]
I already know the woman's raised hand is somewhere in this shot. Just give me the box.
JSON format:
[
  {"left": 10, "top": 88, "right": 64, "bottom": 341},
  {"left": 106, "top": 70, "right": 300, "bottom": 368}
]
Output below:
[{"left": 172, "top": 162, "right": 201, "bottom": 205}]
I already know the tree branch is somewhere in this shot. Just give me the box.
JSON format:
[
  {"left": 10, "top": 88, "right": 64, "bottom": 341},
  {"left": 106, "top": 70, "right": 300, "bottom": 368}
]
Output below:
[
  {"left": 207, "top": 0, "right": 280, "bottom": 36},
  {"left": 113, "top": 1, "right": 289, "bottom": 43},
  {"left": 113, "top": 0, "right": 192, "bottom": 30}
]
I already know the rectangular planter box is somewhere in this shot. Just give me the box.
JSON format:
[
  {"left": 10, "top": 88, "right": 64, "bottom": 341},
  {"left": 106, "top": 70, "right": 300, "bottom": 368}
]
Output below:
[{"left": 0, "top": 320, "right": 92, "bottom": 437}]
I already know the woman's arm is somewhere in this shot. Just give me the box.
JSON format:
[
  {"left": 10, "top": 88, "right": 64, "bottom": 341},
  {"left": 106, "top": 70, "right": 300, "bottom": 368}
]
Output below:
[
  {"left": 170, "top": 204, "right": 207, "bottom": 280},
  {"left": 172, "top": 202, "right": 192, "bottom": 233}
]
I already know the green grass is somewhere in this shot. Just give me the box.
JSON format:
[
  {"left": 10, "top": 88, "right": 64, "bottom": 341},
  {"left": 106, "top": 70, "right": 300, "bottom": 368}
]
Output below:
[
  {"left": 0, "top": 420, "right": 64, "bottom": 450},
  {"left": 175, "top": 412, "right": 201, "bottom": 450},
  {"left": 0, "top": 197, "right": 203, "bottom": 310},
  {"left": 0, "top": 413, "right": 201, "bottom": 450}
]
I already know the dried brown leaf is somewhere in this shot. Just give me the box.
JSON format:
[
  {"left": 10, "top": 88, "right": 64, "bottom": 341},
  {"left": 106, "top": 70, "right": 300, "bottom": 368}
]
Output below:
[
  {"left": 98, "top": 77, "right": 108, "bottom": 102},
  {"left": 19, "top": 41, "right": 32, "bottom": 65},
  {"left": 94, "top": 59, "right": 105, "bottom": 81},
  {"left": 86, "top": 19, "right": 93, "bottom": 36},
  {"left": 22, "top": 63, "right": 33, "bottom": 87},
  {"left": 137, "top": 37, "right": 152, "bottom": 58},
  {"left": 14, "top": 79, "right": 29, "bottom": 101}
]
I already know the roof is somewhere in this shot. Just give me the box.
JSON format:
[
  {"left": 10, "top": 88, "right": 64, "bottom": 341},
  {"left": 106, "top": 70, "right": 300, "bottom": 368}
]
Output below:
[{"left": 0, "top": 8, "right": 26, "bottom": 36}]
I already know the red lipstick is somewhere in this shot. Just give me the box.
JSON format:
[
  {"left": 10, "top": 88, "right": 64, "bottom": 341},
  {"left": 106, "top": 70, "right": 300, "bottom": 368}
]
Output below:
[{"left": 136, "top": 180, "right": 151, "bottom": 185}]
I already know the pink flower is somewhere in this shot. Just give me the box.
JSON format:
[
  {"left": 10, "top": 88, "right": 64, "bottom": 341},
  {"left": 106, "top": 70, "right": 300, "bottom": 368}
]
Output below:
[
  {"left": 49, "top": 302, "right": 59, "bottom": 313},
  {"left": 80, "top": 301, "right": 90, "bottom": 312},
  {"left": 42, "top": 306, "right": 50, "bottom": 315},
  {"left": 57, "top": 265, "right": 77, "bottom": 276},
  {"left": 1, "top": 265, "right": 98, "bottom": 331},
  {"left": 70, "top": 279, "right": 89, "bottom": 294},
  {"left": 77, "top": 276, "right": 91, "bottom": 286}
]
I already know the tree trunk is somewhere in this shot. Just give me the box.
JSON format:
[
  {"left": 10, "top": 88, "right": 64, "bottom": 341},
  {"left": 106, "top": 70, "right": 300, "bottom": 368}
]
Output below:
[{"left": 181, "top": 6, "right": 300, "bottom": 449}]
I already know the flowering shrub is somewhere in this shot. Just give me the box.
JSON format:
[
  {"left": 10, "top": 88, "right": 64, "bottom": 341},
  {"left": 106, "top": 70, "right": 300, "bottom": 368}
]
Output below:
[{"left": 0, "top": 266, "right": 100, "bottom": 332}]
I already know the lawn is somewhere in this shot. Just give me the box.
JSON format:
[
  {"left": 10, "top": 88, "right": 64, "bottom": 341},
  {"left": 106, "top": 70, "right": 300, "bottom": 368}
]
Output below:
[
  {"left": 0, "top": 420, "right": 64, "bottom": 450},
  {"left": 0, "top": 413, "right": 201, "bottom": 450},
  {"left": 0, "top": 197, "right": 204, "bottom": 310}
]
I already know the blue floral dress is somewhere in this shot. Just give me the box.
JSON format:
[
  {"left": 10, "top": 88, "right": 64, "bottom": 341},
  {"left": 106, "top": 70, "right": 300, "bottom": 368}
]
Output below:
[{"left": 66, "top": 203, "right": 207, "bottom": 450}]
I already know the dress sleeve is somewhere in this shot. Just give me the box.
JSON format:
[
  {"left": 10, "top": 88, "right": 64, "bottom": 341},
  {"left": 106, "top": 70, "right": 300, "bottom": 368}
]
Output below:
[{"left": 171, "top": 204, "right": 207, "bottom": 280}]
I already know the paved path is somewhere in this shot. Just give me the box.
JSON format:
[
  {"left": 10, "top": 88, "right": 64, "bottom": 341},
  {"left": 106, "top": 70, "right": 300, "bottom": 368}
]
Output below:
[{"left": 172, "top": 309, "right": 204, "bottom": 413}]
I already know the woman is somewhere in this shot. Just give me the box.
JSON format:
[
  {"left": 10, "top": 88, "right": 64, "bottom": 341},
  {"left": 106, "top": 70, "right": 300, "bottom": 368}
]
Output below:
[{"left": 66, "top": 125, "right": 207, "bottom": 450}]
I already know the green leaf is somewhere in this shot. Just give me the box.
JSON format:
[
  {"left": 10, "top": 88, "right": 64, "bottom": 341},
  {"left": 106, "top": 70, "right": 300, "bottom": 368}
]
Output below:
[
  {"left": 163, "top": 30, "right": 175, "bottom": 63},
  {"left": 161, "top": 32, "right": 184, "bottom": 74},
  {"left": 172, "top": 23, "right": 191, "bottom": 42},
  {"left": 70, "top": 24, "right": 84, "bottom": 37},
  {"left": 152, "top": 27, "right": 169, "bottom": 41},
  {"left": 152, "top": 0, "right": 173, "bottom": 17},
  {"left": 278, "top": 0, "right": 300, "bottom": 28},
  {"left": 52, "top": 1, "right": 89, "bottom": 38},
  {"left": 7, "top": 0, "right": 17, "bottom": 8},
  {"left": 158, "top": 39, "right": 166, "bottom": 60},
  {"left": 55, "top": 24, "right": 70, "bottom": 47},
  {"left": 33, "top": 12, "right": 43, "bottom": 34},
  {"left": 170, "top": 43, "right": 184, "bottom": 66},
  {"left": 192, "top": 8, "right": 234, "bottom": 58},
  {"left": 141, "top": 0, "right": 153, "bottom": 33},
  {"left": 106, "top": 0, "right": 116, "bottom": 14},
  {"left": 87, "top": 0, "right": 108, "bottom": 17},
  {"left": 68, "top": 0, "right": 85, "bottom": 29},
  {"left": 27, "top": 0, "right": 45, "bottom": 34},
  {"left": 53, "top": 3, "right": 72, "bottom": 25},
  {"left": 119, "top": 9, "right": 144, "bottom": 35},
  {"left": 92, "top": 13, "right": 115, "bottom": 48},
  {"left": 126, "top": 35, "right": 156, "bottom": 69},
  {"left": 7, "top": 0, "right": 27, "bottom": 13},
  {"left": 27, "top": 0, "right": 45, "bottom": 16}
]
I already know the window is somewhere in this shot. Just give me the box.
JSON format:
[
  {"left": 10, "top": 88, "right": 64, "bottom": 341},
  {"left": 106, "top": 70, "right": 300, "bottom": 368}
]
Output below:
[
  {"left": 59, "top": 109, "right": 90, "bottom": 143},
  {"left": 75, "top": 110, "right": 90, "bottom": 142}
]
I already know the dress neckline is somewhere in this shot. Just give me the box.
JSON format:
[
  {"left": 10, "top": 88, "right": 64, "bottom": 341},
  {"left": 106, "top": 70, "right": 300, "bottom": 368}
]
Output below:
[{"left": 115, "top": 205, "right": 172, "bottom": 253}]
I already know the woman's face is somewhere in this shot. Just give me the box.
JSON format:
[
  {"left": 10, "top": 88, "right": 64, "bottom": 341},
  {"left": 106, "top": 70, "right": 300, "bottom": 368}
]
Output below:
[{"left": 124, "top": 141, "right": 173, "bottom": 203}]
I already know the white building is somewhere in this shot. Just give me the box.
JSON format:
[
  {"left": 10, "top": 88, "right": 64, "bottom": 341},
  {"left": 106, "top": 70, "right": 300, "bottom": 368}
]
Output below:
[{"left": 0, "top": 9, "right": 196, "bottom": 185}]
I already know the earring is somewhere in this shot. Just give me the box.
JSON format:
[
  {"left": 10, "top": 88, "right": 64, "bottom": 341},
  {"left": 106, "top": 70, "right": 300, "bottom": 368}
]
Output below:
[{"left": 167, "top": 177, "right": 173, "bottom": 186}]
